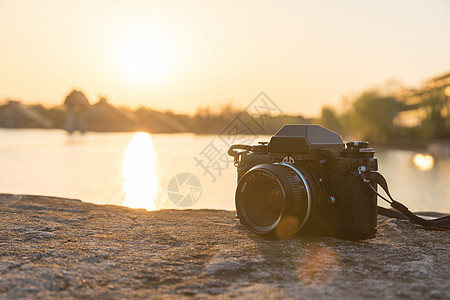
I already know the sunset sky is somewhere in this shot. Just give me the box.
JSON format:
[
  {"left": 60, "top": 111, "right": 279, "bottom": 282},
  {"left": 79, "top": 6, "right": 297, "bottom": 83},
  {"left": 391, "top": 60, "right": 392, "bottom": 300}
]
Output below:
[{"left": 1, "top": 0, "right": 449, "bottom": 116}]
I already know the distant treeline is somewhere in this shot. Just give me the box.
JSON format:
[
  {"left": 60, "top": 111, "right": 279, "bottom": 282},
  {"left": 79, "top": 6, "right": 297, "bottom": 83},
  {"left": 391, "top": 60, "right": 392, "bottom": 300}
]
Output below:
[
  {"left": 317, "top": 87, "right": 449, "bottom": 143},
  {"left": 317, "top": 88, "right": 402, "bottom": 143},
  {"left": 0, "top": 91, "right": 313, "bottom": 136},
  {"left": 33, "top": 101, "right": 314, "bottom": 135},
  {"left": 1, "top": 77, "right": 449, "bottom": 144}
]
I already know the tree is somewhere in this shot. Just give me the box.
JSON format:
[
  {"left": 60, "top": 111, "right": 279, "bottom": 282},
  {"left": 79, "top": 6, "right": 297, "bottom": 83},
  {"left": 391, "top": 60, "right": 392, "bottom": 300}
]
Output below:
[
  {"left": 318, "top": 106, "right": 341, "bottom": 133},
  {"left": 343, "top": 89, "right": 401, "bottom": 142}
]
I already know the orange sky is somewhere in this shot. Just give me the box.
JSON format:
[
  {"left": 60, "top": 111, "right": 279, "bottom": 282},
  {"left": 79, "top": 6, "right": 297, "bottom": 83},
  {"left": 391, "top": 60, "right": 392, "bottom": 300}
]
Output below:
[{"left": 0, "top": 0, "right": 449, "bottom": 117}]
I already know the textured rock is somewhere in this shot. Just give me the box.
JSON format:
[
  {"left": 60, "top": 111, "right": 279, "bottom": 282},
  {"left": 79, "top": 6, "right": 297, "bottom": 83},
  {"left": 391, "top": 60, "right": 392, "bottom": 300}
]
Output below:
[{"left": 0, "top": 194, "right": 449, "bottom": 299}]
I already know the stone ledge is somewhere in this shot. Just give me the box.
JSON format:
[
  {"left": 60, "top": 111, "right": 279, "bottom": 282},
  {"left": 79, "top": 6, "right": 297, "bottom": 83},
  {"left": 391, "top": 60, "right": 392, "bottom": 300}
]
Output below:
[{"left": 0, "top": 194, "right": 449, "bottom": 299}]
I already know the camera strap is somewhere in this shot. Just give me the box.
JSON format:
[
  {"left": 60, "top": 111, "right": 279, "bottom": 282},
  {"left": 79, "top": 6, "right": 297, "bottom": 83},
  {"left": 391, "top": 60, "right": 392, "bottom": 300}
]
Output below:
[
  {"left": 228, "top": 144, "right": 253, "bottom": 166},
  {"left": 359, "top": 170, "right": 450, "bottom": 230}
]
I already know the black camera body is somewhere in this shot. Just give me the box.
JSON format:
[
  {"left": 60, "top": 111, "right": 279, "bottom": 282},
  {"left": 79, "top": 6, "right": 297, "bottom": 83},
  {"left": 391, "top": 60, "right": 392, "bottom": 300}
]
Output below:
[{"left": 230, "top": 124, "right": 378, "bottom": 240}]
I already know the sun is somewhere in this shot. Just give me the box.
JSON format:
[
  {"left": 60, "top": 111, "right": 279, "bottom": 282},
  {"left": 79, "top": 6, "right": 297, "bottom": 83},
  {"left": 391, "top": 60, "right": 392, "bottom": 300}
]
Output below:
[{"left": 116, "top": 31, "right": 174, "bottom": 83}]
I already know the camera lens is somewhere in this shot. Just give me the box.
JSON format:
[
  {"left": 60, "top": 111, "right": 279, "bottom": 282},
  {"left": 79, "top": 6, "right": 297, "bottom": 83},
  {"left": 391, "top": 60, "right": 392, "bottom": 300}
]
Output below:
[
  {"left": 243, "top": 177, "right": 283, "bottom": 227},
  {"left": 235, "top": 164, "right": 320, "bottom": 237}
]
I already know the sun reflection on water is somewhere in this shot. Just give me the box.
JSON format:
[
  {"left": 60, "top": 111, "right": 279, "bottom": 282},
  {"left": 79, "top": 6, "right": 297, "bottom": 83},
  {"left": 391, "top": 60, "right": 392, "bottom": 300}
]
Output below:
[{"left": 122, "top": 132, "right": 160, "bottom": 210}]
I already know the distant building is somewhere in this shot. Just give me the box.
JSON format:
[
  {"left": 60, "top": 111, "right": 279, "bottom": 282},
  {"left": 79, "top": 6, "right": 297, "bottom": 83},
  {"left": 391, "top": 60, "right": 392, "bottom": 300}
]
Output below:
[
  {"left": 84, "top": 98, "right": 136, "bottom": 132},
  {"left": 64, "top": 90, "right": 91, "bottom": 133},
  {"left": 62, "top": 90, "right": 191, "bottom": 133},
  {"left": 0, "top": 100, "right": 53, "bottom": 128},
  {"left": 394, "top": 71, "right": 450, "bottom": 138}
]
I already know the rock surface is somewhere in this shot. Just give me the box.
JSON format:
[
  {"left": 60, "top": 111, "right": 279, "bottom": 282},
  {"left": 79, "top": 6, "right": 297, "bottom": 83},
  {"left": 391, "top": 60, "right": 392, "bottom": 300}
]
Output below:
[{"left": 0, "top": 194, "right": 449, "bottom": 299}]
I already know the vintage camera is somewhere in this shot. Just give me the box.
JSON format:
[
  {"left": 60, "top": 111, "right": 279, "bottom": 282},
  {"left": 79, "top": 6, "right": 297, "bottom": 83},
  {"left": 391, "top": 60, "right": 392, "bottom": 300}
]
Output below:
[{"left": 228, "top": 124, "right": 378, "bottom": 240}]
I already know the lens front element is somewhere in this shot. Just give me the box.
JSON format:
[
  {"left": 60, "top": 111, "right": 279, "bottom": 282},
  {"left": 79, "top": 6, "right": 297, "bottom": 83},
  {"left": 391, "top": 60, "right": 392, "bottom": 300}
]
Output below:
[
  {"left": 236, "top": 164, "right": 316, "bottom": 237},
  {"left": 243, "top": 174, "right": 284, "bottom": 228}
]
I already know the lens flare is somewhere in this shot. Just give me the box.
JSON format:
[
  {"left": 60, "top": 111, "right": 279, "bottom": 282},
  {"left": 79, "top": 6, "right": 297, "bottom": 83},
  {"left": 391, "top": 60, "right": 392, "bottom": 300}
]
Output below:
[
  {"left": 122, "top": 132, "right": 160, "bottom": 210},
  {"left": 274, "top": 216, "right": 300, "bottom": 239},
  {"left": 413, "top": 153, "right": 434, "bottom": 171},
  {"left": 298, "top": 245, "right": 341, "bottom": 288}
]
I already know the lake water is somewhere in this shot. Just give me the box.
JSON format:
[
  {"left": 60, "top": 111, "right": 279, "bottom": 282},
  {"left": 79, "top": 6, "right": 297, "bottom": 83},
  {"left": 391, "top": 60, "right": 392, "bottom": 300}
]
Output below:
[{"left": 1, "top": 129, "right": 449, "bottom": 213}]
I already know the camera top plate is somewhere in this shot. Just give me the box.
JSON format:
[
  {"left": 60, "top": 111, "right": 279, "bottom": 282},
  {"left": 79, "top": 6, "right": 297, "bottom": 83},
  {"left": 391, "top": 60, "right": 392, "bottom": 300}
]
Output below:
[{"left": 268, "top": 124, "right": 344, "bottom": 156}]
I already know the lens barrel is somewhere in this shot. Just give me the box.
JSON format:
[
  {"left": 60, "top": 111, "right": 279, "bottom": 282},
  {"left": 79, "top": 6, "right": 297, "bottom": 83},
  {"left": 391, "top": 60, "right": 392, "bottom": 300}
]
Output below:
[{"left": 235, "top": 163, "right": 321, "bottom": 237}]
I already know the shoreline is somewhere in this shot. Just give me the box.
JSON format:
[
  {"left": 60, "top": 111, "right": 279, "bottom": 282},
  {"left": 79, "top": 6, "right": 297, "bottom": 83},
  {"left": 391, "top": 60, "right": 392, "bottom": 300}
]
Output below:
[{"left": 3, "top": 127, "right": 450, "bottom": 157}]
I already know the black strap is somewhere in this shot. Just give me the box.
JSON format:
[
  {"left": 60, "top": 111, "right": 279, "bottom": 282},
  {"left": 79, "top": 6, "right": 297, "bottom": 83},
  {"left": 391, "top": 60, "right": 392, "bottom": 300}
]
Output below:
[{"left": 363, "top": 171, "right": 450, "bottom": 230}]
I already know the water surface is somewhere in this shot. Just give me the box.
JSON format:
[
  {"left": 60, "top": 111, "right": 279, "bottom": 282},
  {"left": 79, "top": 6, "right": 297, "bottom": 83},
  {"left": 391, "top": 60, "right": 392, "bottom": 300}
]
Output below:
[{"left": 1, "top": 129, "right": 449, "bottom": 213}]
